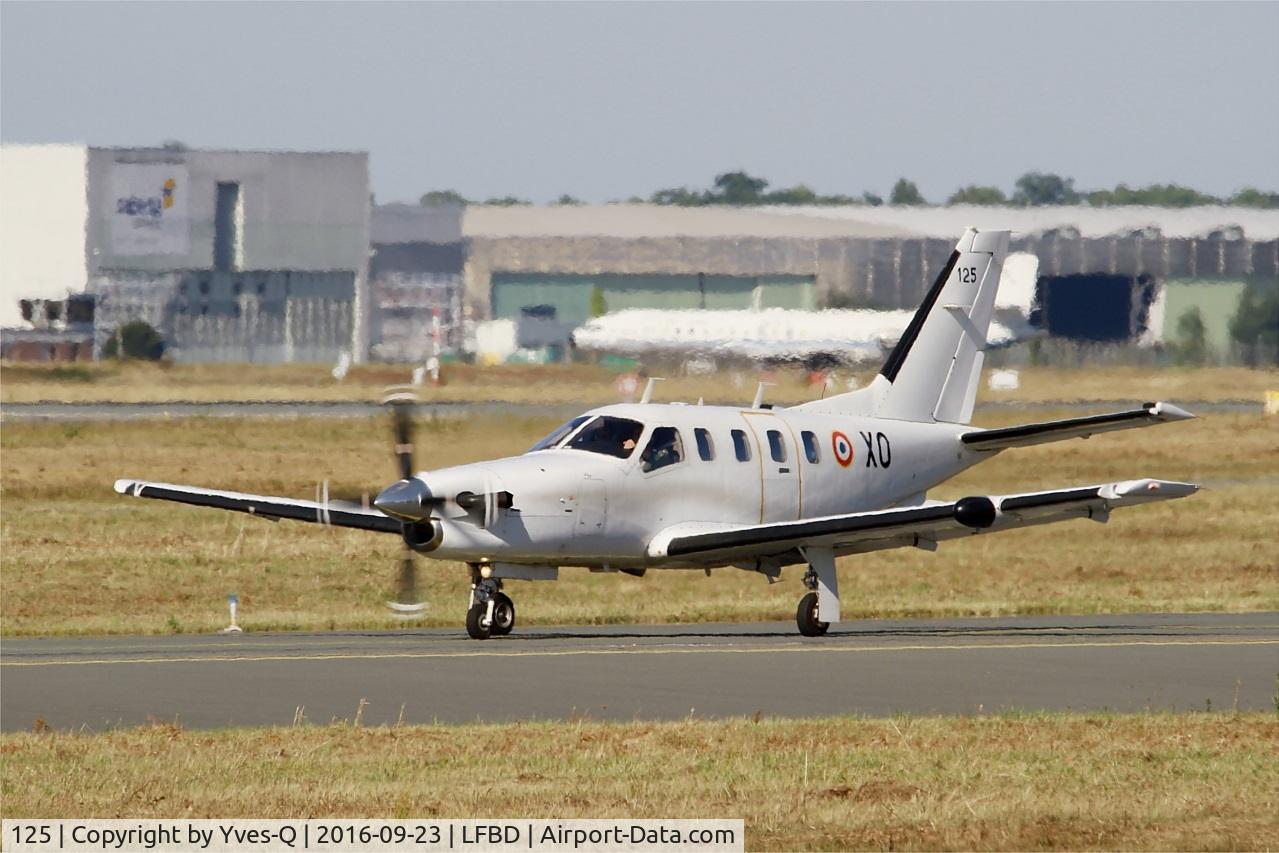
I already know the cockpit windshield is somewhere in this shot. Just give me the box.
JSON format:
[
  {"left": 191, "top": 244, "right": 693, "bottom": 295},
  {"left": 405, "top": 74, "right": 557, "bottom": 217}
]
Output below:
[
  {"left": 526, "top": 415, "right": 645, "bottom": 458},
  {"left": 528, "top": 416, "right": 592, "bottom": 453},
  {"left": 564, "top": 416, "right": 645, "bottom": 458}
]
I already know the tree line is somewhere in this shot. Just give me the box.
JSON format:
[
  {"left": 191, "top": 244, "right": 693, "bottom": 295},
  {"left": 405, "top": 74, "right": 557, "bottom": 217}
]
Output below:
[{"left": 421, "top": 171, "right": 1278, "bottom": 209}]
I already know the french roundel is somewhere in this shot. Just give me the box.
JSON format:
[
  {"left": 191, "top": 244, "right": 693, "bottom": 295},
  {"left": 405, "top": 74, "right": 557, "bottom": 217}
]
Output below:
[{"left": 831, "top": 431, "right": 854, "bottom": 467}]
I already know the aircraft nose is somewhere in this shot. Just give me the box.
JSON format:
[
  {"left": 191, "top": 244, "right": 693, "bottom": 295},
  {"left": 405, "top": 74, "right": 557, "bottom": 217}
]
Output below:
[{"left": 374, "top": 478, "right": 428, "bottom": 521}]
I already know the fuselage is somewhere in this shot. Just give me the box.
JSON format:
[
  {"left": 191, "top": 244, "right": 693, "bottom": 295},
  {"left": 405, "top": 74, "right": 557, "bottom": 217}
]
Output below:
[
  {"left": 415, "top": 402, "right": 985, "bottom": 568},
  {"left": 572, "top": 308, "right": 1022, "bottom": 366}
]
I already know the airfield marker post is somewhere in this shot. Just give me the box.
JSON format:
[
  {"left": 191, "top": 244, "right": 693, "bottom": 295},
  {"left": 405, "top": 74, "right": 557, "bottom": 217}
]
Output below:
[{"left": 222, "top": 593, "right": 243, "bottom": 634}]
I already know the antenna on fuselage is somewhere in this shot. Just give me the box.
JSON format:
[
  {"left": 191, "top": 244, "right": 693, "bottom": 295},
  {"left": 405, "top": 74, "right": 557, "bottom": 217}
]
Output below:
[
  {"left": 751, "top": 382, "right": 772, "bottom": 409},
  {"left": 640, "top": 377, "right": 665, "bottom": 404}
]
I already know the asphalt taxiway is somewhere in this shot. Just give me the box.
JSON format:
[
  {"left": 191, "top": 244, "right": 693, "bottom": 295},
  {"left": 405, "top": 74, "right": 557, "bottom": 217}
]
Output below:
[{"left": 2, "top": 612, "right": 1275, "bottom": 731}]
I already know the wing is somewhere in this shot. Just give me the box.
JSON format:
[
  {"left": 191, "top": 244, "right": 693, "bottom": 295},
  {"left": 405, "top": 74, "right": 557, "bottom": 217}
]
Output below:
[
  {"left": 961, "top": 402, "right": 1193, "bottom": 452},
  {"left": 114, "top": 479, "right": 402, "bottom": 534},
  {"left": 647, "top": 478, "right": 1197, "bottom": 566}
]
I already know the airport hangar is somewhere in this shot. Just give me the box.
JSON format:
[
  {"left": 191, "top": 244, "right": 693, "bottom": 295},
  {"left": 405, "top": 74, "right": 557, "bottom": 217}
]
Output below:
[
  {"left": 2, "top": 141, "right": 1276, "bottom": 363},
  {"left": 461, "top": 203, "right": 1279, "bottom": 362}
]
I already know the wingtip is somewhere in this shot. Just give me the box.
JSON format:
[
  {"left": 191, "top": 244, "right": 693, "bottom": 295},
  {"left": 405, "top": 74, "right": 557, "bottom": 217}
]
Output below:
[
  {"left": 1154, "top": 479, "right": 1199, "bottom": 497},
  {"left": 1148, "top": 401, "right": 1196, "bottom": 421},
  {"left": 113, "top": 479, "right": 135, "bottom": 495},
  {"left": 1106, "top": 478, "right": 1199, "bottom": 500}
]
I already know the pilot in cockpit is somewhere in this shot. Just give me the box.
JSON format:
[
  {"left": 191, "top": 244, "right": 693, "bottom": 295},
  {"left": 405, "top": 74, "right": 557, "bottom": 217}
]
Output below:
[{"left": 568, "top": 416, "right": 643, "bottom": 458}]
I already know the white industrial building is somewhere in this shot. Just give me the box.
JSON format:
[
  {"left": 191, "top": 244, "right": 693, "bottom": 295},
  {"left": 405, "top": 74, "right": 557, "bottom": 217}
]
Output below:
[{"left": 0, "top": 143, "right": 370, "bottom": 361}]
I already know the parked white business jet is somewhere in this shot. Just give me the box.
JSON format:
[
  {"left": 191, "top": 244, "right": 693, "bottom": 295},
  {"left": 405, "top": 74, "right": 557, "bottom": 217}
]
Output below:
[{"left": 116, "top": 229, "right": 1196, "bottom": 639}]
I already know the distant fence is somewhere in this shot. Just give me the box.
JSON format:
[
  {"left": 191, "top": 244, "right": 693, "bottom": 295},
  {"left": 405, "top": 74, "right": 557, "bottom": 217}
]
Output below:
[{"left": 91, "top": 269, "right": 355, "bottom": 364}]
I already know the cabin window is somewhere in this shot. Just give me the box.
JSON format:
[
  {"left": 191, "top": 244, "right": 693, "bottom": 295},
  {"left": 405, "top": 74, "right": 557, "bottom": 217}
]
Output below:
[
  {"left": 562, "top": 416, "right": 645, "bottom": 459},
  {"left": 802, "top": 430, "right": 820, "bottom": 463},
  {"left": 640, "top": 427, "right": 684, "bottom": 472},
  {"left": 731, "top": 429, "right": 751, "bottom": 462},
  {"left": 694, "top": 427, "right": 715, "bottom": 461},
  {"left": 767, "top": 430, "right": 787, "bottom": 463}
]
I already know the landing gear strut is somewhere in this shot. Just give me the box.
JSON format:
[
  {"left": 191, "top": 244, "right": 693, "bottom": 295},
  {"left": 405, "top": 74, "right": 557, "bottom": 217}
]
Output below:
[
  {"left": 466, "top": 571, "right": 516, "bottom": 640},
  {"left": 795, "top": 547, "right": 837, "bottom": 637}
]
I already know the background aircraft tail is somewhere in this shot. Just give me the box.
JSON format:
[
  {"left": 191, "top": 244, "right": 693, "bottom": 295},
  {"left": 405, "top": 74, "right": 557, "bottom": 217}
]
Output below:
[{"left": 800, "top": 227, "right": 1010, "bottom": 425}]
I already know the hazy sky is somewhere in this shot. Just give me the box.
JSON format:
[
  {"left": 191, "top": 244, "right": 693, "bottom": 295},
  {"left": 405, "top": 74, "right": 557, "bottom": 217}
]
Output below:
[{"left": 3, "top": 1, "right": 1276, "bottom": 204}]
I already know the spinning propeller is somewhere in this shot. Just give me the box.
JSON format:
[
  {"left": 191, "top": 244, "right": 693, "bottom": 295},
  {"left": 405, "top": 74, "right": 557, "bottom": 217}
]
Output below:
[
  {"left": 382, "top": 390, "right": 428, "bottom": 617},
  {"left": 374, "top": 389, "right": 518, "bottom": 616}
]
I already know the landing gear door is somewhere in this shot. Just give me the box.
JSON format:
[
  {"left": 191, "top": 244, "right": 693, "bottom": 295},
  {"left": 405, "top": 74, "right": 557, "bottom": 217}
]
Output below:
[
  {"left": 574, "top": 475, "right": 607, "bottom": 539},
  {"left": 741, "top": 412, "right": 801, "bottom": 523}
]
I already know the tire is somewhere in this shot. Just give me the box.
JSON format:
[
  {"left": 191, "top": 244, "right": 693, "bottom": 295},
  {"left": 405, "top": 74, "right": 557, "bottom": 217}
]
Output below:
[
  {"left": 490, "top": 592, "right": 515, "bottom": 636},
  {"left": 796, "top": 591, "right": 829, "bottom": 637},
  {"left": 466, "top": 601, "right": 492, "bottom": 640}
]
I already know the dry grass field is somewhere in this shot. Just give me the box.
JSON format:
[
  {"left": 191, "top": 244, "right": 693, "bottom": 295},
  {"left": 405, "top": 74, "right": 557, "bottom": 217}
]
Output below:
[
  {"left": 2, "top": 360, "right": 1277, "bottom": 406},
  {"left": 2, "top": 367, "right": 1276, "bottom": 853},
  {"left": 2, "top": 713, "right": 1276, "bottom": 851},
  {"left": 1, "top": 394, "right": 1275, "bottom": 636}
]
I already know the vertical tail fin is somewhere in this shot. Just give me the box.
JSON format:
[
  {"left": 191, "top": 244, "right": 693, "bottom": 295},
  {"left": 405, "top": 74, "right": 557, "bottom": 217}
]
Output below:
[
  {"left": 800, "top": 227, "right": 1010, "bottom": 424},
  {"left": 876, "top": 228, "right": 1009, "bottom": 423}
]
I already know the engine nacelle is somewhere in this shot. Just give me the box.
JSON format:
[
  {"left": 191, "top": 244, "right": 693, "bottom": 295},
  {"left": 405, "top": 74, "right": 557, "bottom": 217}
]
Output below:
[{"left": 402, "top": 519, "right": 444, "bottom": 552}]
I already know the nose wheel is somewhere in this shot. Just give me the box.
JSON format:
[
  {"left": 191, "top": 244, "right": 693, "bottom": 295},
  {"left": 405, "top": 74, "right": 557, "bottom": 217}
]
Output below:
[
  {"left": 466, "top": 578, "right": 515, "bottom": 640},
  {"left": 490, "top": 592, "right": 515, "bottom": 636}
]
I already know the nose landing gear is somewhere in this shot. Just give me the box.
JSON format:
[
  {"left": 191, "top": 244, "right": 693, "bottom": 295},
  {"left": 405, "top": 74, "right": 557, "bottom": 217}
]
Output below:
[
  {"left": 490, "top": 592, "right": 515, "bottom": 636},
  {"left": 466, "top": 574, "right": 516, "bottom": 640}
]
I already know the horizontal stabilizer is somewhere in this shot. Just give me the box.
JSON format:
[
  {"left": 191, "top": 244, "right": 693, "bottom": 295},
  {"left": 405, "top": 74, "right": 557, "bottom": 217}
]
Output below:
[{"left": 960, "top": 402, "right": 1194, "bottom": 452}]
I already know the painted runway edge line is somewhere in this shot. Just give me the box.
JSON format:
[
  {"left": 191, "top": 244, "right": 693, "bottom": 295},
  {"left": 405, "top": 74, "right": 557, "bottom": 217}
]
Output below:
[{"left": 4, "top": 637, "right": 1275, "bottom": 668}]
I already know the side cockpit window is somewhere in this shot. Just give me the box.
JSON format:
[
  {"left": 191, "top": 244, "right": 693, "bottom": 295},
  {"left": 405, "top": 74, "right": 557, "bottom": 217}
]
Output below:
[{"left": 640, "top": 427, "right": 684, "bottom": 472}]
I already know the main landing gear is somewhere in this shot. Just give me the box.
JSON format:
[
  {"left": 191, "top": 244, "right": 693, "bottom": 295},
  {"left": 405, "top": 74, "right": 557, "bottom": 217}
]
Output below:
[
  {"left": 466, "top": 573, "right": 515, "bottom": 640},
  {"left": 796, "top": 590, "right": 828, "bottom": 637},
  {"left": 795, "top": 546, "right": 838, "bottom": 637}
]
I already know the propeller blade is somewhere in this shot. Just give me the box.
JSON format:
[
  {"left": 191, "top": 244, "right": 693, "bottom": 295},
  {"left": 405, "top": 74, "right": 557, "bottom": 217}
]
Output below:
[
  {"left": 383, "top": 389, "right": 418, "bottom": 481},
  {"left": 387, "top": 540, "right": 427, "bottom": 618},
  {"left": 383, "top": 389, "right": 427, "bottom": 618}
]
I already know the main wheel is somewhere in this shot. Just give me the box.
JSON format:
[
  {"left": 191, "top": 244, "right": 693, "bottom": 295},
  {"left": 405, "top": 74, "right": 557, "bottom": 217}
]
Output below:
[
  {"left": 796, "top": 591, "right": 829, "bottom": 637},
  {"left": 490, "top": 592, "right": 515, "bottom": 636},
  {"left": 466, "top": 601, "right": 492, "bottom": 640}
]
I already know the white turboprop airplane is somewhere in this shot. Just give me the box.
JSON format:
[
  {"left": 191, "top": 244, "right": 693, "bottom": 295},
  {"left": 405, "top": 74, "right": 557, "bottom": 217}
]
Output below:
[{"left": 116, "top": 229, "right": 1197, "bottom": 639}]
